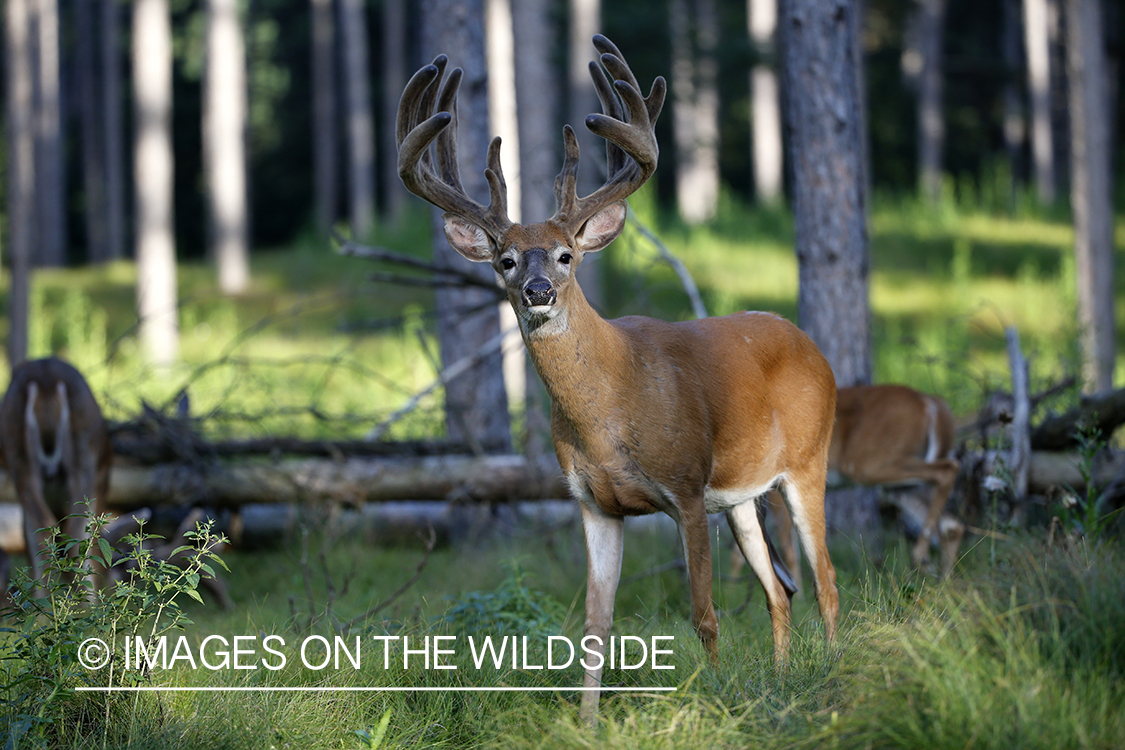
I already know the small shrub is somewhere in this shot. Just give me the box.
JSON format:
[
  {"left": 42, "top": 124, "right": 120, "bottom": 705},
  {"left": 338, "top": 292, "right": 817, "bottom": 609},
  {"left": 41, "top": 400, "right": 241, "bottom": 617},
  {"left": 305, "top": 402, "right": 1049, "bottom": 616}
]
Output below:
[
  {"left": 0, "top": 503, "right": 228, "bottom": 748},
  {"left": 441, "top": 563, "right": 565, "bottom": 638}
]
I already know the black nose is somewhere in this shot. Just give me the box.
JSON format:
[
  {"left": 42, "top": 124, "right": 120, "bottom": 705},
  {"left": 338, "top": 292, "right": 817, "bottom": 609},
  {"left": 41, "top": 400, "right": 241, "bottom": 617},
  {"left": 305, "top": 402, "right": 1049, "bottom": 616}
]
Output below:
[{"left": 523, "top": 280, "right": 556, "bottom": 307}]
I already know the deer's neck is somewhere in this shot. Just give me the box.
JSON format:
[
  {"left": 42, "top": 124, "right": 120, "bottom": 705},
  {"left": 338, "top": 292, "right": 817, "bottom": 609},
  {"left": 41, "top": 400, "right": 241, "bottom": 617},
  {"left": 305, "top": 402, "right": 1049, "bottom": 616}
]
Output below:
[{"left": 519, "top": 292, "right": 630, "bottom": 426}]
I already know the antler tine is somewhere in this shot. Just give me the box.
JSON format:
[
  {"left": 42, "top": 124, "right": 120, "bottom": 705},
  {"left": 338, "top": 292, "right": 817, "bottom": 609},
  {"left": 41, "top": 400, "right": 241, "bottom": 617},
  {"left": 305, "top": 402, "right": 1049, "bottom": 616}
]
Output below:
[
  {"left": 396, "top": 56, "right": 512, "bottom": 239},
  {"left": 484, "top": 137, "right": 509, "bottom": 223},
  {"left": 434, "top": 66, "right": 464, "bottom": 190},
  {"left": 550, "top": 36, "right": 665, "bottom": 235},
  {"left": 553, "top": 126, "right": 581, "bottom": 221},
  {"left": 588, "top": 57, "right": 626, "bottom": 178}
]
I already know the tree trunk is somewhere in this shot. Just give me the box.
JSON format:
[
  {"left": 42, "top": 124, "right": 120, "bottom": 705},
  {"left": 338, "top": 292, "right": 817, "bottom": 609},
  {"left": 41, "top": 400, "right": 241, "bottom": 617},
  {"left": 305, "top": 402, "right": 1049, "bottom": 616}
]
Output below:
[
  {"left": 76, "top": 0, "right": 108, "bottom": 264},
  {"left": 1001, "top": 0, "right": 1026, "bottom": 211},
  {"left": 485, "top": 0, "right": 529, "bottom": 446},
  {"left": 567, "top": 0, "right": 604, "bottom": 308},
  {"left": 781, "top": 0, "right": 870, "bottom": 388},
  {"left": 670, "top": 0, "right": 720, "bottom": 224},
  {"left": 380, "top": 0, "right": 408, "bottom": 224},
  {"left": 339, "top": 0, "right": 376, "bottom": 239},
  {"left": 33, "top": 0, "right": 65, "bottom": 268},
  {"left": 749, "top": 0, "right": 783, "bottom": 205},
  {"left": 916, "top": 0, "right": 946, "bottom": 204},
  {"left": 5, "top": 0, "right": 35, "bottom": 365},
  {"left": 100, "top": 0, "right": 127, "bottom": 262},
  {"left": 310, "top": 0, "right": 338, "bottom": 235},
  {"left": 1023, "top": 0, "right": 1056, "bottom": 204},
  {"left": 421, "top": 0, "right": 512, "bottom": 453},
  {"left": 486, "top": 0, "right": 521, "bottom": 222},
  {"left": 780, "top": 0, "right": 875, "bottom": 543},
  {"left": 205, "top": 0, "right": 250, "bottom": 295},
  {"left": 511, "top": 0, "right": 557, "bottom": 458},
  {"left": 511, "top": 0, "right": 556, "bottom": 224},
  {"left": 1066, "top": 0, "right": 1115, "bottom": 394},
  {"left": 133, "top": 0, "right": 179, "bottom": 366}
]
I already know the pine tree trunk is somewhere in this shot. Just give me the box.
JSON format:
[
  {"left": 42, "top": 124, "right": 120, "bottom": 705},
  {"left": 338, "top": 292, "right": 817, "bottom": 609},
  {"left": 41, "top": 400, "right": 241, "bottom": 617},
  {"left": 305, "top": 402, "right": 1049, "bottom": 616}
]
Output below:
[
  {"left": 1066, "top": 0, "right": 1115, "bottom": 393},
  {"left": 310, "top": 0, "right": 338, "bottom": 235},
  {"left": 1023, "top": 0, "right": 1056, "bottom": 204},
  {"left": 340, "top": 0, "right": 376, "bottom": 239},
  {"left": 780, "top": 0, "right": 877, "bottom": 543},
  {"left": 781, "top": 0, "right": 870, "bottom": 387},
  {"left": 749, "top": 0, "right": 783, "bottom": 204},
  {"left": 76, "top": 0, "right": 108, "bottom": 263},
  {"left": 205, "top": 0, "right": 250, "bottom": 294},
  {"left": 33, "top": 0, "right": 65, "bottom": 267},
  {"left": 511, "top": 0, "right": 557, "bottom": 458},
  {"left": 670, "top": 0, "right": 720, "bottom": 224},
  {"left": 567, "top": 0, "right": 603, "bottom": 308},
  {"left": 133, "top": 0, "right": 180, "bottom": 366},
  {"left": 380, "top": 0, "right": 408, "bottom": 224},
  {"left": 6, "top": 0, "right": 35, "bottom": 364},
  {"left": 916, "top": 0, "right": 946, "bottom": 204},
  {"left": 101, "top": 0, "right": 126, "bottom": 261},
  {"left": 421, "top": 0, "right": 512, "bottom": 453}
]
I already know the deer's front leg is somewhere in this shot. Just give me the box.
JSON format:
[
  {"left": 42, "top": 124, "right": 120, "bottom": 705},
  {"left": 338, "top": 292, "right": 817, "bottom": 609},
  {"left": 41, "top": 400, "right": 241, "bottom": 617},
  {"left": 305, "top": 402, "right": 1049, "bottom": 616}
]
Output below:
[
  {"left": 677, "top": 501, "right": 719, "bottom": 661},
  {"left": 578, "top": 499, "right": 624, "bottom": 726}
]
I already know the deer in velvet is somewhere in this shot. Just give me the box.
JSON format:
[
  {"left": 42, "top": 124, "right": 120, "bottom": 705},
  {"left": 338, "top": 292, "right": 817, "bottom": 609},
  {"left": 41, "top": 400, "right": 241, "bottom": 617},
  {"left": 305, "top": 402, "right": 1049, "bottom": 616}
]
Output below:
[{"left": 395, "top": 35, "right": 839, "bottom": 721}]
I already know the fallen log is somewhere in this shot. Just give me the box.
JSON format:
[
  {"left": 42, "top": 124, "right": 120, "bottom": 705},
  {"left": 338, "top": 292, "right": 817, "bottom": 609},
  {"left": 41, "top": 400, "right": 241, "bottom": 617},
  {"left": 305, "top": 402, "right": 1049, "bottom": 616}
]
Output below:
[
  {"left": 1028, "top": 450, "right": 1125, "bottom": 494},
  {"left": 0, "top": 449, "right": 1115, "bottom": 511},
  {"left": 0, "top": 453, "right": 568, "bottom": 511},
  {"left": 0, "top": 449, "right": 1118, "bottom": 554},
  {"left": 1030, "top": 387, "right": 1125, "bottom": 450}
]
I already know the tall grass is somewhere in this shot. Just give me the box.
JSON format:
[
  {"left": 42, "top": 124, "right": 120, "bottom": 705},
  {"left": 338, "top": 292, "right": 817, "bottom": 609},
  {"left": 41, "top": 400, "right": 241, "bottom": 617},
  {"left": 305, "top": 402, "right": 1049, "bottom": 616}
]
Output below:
[{"left": 10, "top": 522, "right": 1116, "bottom": 749}]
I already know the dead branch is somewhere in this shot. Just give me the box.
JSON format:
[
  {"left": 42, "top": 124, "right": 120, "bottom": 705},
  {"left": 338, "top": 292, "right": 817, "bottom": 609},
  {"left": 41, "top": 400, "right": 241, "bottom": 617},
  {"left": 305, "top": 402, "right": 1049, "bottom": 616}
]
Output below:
[
  {"left": 626, "top": 213, "right": 708, "bottom": 320},
  {"left": 365, "top": 325, "right": 524, "bottom": 441},
  {"left": 344, "top": 523, "right": 437, "bottom": 631},
  {"left": 335, "top": 231, "right": 503, "bottom": 295},
  {"left": 1006, "top": 328, "right": 1030, "bottom": 498}
]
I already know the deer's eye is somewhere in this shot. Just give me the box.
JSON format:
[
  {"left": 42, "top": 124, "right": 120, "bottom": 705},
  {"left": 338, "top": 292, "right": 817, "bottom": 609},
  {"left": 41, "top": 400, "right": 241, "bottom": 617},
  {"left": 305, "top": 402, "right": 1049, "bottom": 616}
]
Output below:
[
  {"left": 500, "top": 258, "right": 516, "bottom": 270},
  {"left": 558, "top": 253, "right": 573, "bottom": 265}
]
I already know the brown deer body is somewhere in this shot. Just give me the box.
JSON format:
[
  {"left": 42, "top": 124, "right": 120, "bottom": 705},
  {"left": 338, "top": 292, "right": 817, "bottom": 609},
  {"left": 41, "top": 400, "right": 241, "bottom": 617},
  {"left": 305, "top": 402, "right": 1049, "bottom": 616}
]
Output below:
[
  {"left": 395, "top": 36, "right": 839, "bottom": 721},
  {"left": 0, "top": 358, "right": 112, "bottom": 599},
  {"left": 744, "top": 384, "right": 963, "bottom": 582}
]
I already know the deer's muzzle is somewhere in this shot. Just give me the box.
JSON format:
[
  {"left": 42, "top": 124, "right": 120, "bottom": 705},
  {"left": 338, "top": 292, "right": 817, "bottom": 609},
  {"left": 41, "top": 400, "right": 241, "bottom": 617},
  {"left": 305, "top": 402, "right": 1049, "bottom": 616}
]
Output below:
[{"left": 522, "top": 279, "right": 556, "bottom": 308}]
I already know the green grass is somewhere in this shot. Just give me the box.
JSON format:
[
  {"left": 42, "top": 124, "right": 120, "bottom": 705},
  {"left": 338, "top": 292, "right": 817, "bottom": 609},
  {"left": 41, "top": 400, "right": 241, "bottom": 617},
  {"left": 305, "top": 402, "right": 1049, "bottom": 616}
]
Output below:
[{"left": 6, "top": 524, "right": 1120, "bottom": 748}]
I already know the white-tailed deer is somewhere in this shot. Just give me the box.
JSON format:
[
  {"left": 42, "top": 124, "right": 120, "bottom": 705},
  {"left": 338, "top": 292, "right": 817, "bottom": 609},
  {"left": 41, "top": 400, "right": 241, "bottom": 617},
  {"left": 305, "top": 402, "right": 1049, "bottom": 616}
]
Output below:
[
  {"left": 0, "top": 358, "right": 112, "bottom": 601},
  {"left": 396, "top": 35, "right": 839, "bottom": 721},
  {"left": 737, "top": 384, "right": 963, "bottom": 582}
]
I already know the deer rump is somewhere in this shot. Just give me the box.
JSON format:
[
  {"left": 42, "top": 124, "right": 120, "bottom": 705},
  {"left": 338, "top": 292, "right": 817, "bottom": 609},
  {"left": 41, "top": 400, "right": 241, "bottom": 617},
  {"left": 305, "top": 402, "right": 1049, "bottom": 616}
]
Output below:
[{"left": 0, "top": 358, "right": 112, "bottom": 596}]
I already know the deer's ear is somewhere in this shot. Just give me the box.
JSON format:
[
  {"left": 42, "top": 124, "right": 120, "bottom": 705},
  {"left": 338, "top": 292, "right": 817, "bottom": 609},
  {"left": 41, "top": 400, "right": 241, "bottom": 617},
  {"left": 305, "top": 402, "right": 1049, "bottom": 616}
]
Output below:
[
  {"left": 575, "top": 201, "right": 626, "bottom": 253},
  {"left": 443, "top": 214, "right": 494, "bottom": 262}
]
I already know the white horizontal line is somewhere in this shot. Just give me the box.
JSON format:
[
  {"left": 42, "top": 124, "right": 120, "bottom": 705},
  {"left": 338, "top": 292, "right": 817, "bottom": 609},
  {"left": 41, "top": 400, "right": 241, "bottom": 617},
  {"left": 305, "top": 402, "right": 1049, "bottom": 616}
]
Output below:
[{"left": 75, "top": 686, "right": 676, "bottom": 693}]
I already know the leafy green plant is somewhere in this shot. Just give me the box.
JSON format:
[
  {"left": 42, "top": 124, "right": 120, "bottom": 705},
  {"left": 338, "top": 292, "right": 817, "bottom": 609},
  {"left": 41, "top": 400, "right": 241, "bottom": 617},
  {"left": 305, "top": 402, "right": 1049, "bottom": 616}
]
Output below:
[
  {"left": 442, "top": 562, "right": 565, "bottom": 639},
  {"left": 354, "top": 709, "right": 392, "bottom": 749},
  {"left": 1057, "top": 420, "right": 1122, "bottom": 541},
  {"left": 0, "top": 503, "right": 228, "bottom": 747}
]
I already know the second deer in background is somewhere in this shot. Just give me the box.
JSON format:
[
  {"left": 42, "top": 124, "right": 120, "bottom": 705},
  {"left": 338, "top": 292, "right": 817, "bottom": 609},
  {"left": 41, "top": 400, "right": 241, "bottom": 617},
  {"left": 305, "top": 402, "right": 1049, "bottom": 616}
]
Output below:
[
  {"left": 737, "top": 384, "right": 963, "bottom": 582},
  {"left": 0, "top": 358, "right": 113, "bottom": 601}
]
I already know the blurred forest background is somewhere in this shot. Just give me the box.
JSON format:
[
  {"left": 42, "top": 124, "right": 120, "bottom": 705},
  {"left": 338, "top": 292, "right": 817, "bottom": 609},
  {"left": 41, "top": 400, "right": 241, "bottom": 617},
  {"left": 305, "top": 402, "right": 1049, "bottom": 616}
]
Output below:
[{"left": 1, "top": 0, "right": 1122, "bottom": 444}]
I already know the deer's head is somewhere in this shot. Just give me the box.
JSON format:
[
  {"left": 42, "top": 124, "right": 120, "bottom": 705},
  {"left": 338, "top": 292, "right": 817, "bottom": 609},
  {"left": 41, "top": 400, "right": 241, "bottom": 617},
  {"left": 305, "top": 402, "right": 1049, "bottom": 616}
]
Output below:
[{"left": 396, "top": 35, "right": 665, "bottom": 333}]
